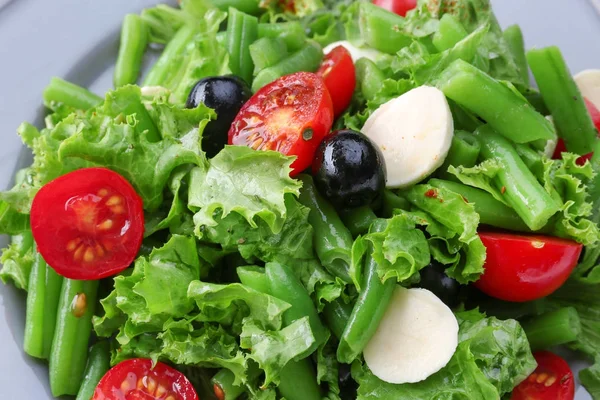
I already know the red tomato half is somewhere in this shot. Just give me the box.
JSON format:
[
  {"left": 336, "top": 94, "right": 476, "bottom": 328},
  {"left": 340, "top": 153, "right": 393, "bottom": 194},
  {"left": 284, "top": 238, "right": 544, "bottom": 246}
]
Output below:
[
  {"left": 228, "top": 72, "right": 334, "bottom": 175},
  {"left": 93, "top": 358, "right": 199, "bottom": 400},
  {"left": 317, "top": 46, "right": 356, "bottom": 117},
  {"left": 30, "top": 168, "right": 144, "bottom": 280},
  {"left": 372, "top": 0, "right": 417, "bottom": 16},
  {"left": 553, "top": 98, "right": 600, "bottom": 164},
  {"left": 511, "top": 351, "right": 575, "bottom": 400},
  {"left": 475, "top": 232, "right": 582, "bottom": 302}
]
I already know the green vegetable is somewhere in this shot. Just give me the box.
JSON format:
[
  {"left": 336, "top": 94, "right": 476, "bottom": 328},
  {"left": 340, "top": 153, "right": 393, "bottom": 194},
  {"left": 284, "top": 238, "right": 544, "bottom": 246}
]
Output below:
[
  {"left": 211, "top": 367, "right": 261, "bottom": 400},
  {"left": 503, "top": 25, "right": 529, "bottom": 85},
  {"left": 144, "top": 25, "right": 195, "bottom": 87},
  {"left": 355, "top": 58, "right": 386, "bottom": 102},
  {"left": 323, "top": 299, "right": 352, "bottom": 340},
  {"left": 23, "top": 251, "right": 63, "bottom": 359},
  {"left": 252, "top": 40, "right": 323, "bottom": 92},
  {"left": 237, "top": 266, "right": 269, "bottom": 293},
  {"left": 521, "top": 307, "right": 581, "bottom": 351},
  {"left": 250, "top": 37, "right": 288, "bottom": 74},
  {"left": 114, "top": 14, "right": 149, "bottom": 87},
  {"left": 436, "top": 59, "right": 555, "bottom": 144},
  {"left": 0, "top": 231, "right": 35, "bottom": 290},
  {"left": 277, "top": 359, "right": 322, "bottom": 400},
  {"left": 437, "top": 130, "right": 481, "bottom": 181},
  {"left": 340, "top": 206, "right": 378, "bottom": 237},
  {"left": 75, "top": 341, "right": 111, "bottom": 400},
  {"left": 211, "top": 0, "right": 261, "bottom": 14},
  {"left": 381, "top": 189, "right": 409, "bottom": 217},
  {"left": 298, "top": 174, "right": 353, "bottom": 283},
  {"left": 257, "top": 22, "right": 307, "bottom": 52},
  {"left": 43, "top": 77, "right": 103, "bottom": 110},
  {"left": 528, "top": 46, "right": 597, "bottom": 154},
  {"left": 358, "top": 2, "right": 411, "bottom": 54},
  {"left": 140, "top": 4, "right": 186, "bottom": 44},
  {"left": 226, "top": 8, "right": 259, "bottom": 84},
  {"left": 49, "top": 279, "right": 99, "bottom": 396},
  {"left": 432, "top": 14, "right": 468, "bottom": 52}
]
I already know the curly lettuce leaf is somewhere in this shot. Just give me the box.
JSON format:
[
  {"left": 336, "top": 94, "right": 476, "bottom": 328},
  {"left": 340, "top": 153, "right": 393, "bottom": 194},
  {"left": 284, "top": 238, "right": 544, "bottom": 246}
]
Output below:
[{"left": 0, "top": 232, "right": 35, "bottom": 290}]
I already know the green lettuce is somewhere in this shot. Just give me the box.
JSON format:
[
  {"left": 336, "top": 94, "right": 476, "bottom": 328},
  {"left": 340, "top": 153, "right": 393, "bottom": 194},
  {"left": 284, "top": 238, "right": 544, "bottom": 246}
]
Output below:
[{"left": 0, "top": 232, "right": 35, "bottom": 291}]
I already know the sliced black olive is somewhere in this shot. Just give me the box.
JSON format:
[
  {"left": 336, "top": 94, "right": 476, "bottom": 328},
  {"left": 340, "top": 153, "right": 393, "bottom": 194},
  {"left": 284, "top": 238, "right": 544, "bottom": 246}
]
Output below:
[
  {"left": 338, "top": 363, "right": 358, "bottom": 400},
  {"left": 417, "top": 262, "right": 461, "bottom": 308},
  {"left": 312, "top": 129, "right": 386, "bottom": 209},
  {"left": 186, "top": 75, "right": 251, "bottom": 157}
]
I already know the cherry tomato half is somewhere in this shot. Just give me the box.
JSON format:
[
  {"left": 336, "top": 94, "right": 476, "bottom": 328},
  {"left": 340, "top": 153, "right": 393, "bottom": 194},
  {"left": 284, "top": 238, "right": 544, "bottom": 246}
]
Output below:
[
  {"left": 317, "top": 46, "right": 356, "bottom": 117},
  {"left": 30, "top": 168, "right": 144, "bottom": 280},
  {"left": 511, "top": 351, "right": 575, "bottom": 400},
  {"left": 372, "top": 0, "right": 417, "bottom": 16},
  {"left": 553, "top": 98, "right": 600, "bottom": 164},
  {"left": 93, "top": 358, "right": 199, "bottom": 400},
  {"left": 228, "top": 72, "right": 334, "bottom": 176},
  {"left": 475, "top": 232, "right": 582, "bottom": 302}
]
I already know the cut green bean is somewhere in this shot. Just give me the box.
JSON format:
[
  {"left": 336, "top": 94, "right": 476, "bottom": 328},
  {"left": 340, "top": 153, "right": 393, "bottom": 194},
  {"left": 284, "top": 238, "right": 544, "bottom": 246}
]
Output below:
[
  {"left": 226, "top": 8, "right": 258, "bottom": 85},
  {"left": 355, "top": 58, "right": 386, "bottom": 102},
  {"left": 266, "top": 262, "right": 328, "bottom": 353},
  {"left": 252, "top": 40, "right": 323, "bottom": 92},
  {"left": 257, "top": 22, "right": 306, "bottom": 52},
  {"left": 114, "top": 14, "right": 149, "bottom": 88},
  {"left": 436, "top": 60, "right": 555, "bottom": 144},
  {"left": 340, "top": 206, "right": 378, "bottom": 237},
  {"left": 503, "top": 25, "right": 529, "bottom": 85},
  {"left": 23, "top": 251, "right": 63, "bottom": 360},
  {"left": 473, "top": 125, "right": 559, "bottom": 230},
  {"left": 438, "top": 131, "right": 481, "bottom": 180},
  {"left": 237, "top": 266, "right": 269, "bottom": 294},
  {"left": 527, "top": 46, "right": 597, "bottom": 155},
  {"left": 382, "top": 189, "right": 410, "bottom": 218},
  {"left": 212, "top": 366, "right": 261, "bottom": 400},
  {"left": 337, "top": 226, "right": 396, "bottom": 364},
  {"left": 298, "top": 175, "right": 353, "bottom": 283},
  {"left": 522, "top": 307, "right": 581, "bottom": 351},
  {"left": 433, "top": 14, "right": 468, "bottom": 52},
  {"left": 278, "top": 359, "right": 321, "bottom": 400},
  {"left": 429, "top": 179, "right": 530, "bottom": 232},
  {"left": 43, "top": 78, "right": 103, "bottom": 110},
  {"left": 514, "top": 143, "right": 544, "bottom": 179},
  {"left": 250, "top": 37, "right": 288, "bottom": 74},
  {"left": 49, "top": 279, "right": 99, "bottom": 397},
  {"left": 323, "top": 299, "right": 353, "bottom": 340},
  {"left": 475, "top": 298, "right": 546, "bottom": 321},
  {"left": 358, "top": 2, "right": 411, "bottom": 54},
  {"left": 143, "top": 25, "right": 195, "bottom": 87},
  {"left": 75, "top": 341, "right": 111, "bottom": 400},
  {"left": 211, "top": 0, "right": 261, "bottom": 14},
  {"left": 448, "top": 100, "right": 483, "bottom": 132}
]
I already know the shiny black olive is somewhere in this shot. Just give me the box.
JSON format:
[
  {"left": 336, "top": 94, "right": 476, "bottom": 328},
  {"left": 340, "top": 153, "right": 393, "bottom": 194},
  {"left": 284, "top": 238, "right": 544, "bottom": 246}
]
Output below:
[
  {"left": 186, "top": 75, "right": 252, "bottom": 157},
  {"left": 338, "top": 363, "right": 358, "bottom": 400},
  {"left": 312, "top": 130, "right": 386, "bottom": 209},
  {"left": 418, "top": 262, "right": 461, "bottom": 308}
]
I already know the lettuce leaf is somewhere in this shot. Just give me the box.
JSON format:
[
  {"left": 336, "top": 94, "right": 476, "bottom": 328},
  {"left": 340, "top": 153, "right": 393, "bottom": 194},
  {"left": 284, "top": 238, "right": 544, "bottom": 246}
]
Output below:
[{"left": 0, "top": 232, "right": 35, "bottom": 291}]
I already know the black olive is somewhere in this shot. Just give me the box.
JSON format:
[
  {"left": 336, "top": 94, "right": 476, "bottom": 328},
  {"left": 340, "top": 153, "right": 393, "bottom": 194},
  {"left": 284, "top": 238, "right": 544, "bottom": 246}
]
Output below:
[
  {"left": 186, "top": 75, "right": 252, "bottom": 157},
  {"left": 418, "top": 262, "right": 461, "bottom": 308},
  {"left": 338, "top": 363, "right": 358, "bottom": 400},
  {"left": 312, "top": 130, "right": 386, "bottom": 209}
]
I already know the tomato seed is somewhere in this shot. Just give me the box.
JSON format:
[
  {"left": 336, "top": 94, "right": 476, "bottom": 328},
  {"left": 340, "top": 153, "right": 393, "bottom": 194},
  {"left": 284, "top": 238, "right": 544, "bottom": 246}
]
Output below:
[{"left": 71, "top": 293, "right": 88, "bottom": 318}]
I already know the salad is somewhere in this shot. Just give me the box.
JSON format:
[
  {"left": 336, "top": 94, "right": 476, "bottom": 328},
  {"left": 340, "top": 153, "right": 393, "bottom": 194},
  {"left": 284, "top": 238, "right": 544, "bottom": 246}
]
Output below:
[{"left": 2, "top": 0, "right": 600, "bottom": 399}]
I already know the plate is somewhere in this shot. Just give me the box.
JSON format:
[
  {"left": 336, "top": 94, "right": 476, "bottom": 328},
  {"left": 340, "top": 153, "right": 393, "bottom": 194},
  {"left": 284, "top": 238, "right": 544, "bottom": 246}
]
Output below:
[{"left": 0, "top": 0, "right": 598, "bottom": 398}]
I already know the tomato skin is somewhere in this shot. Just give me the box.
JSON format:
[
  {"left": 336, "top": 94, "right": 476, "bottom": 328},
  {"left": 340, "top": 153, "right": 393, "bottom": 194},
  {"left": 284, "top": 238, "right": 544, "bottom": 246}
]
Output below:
[
  {"left": 511, "top": 351, "right": 575, "bottom": 400},
  {"left": 30, "top": 168, "right": 144, "bottom": 280},
  {"left": 317, "top": 46, "right": 356, "bottom": 117},
  {"left": 93, "top": 358, "right": 198, "bottom": 400},
  {"left": 553, "top": 98, "right": 600, "bottom": 163},
  {"left": 475, "top": 232, "right": 582, "bottom": 302},
  {"left": 228, "top": 72, "right": 334, "bottom": 176},
  {"left": 372, "top": 0, "right": 417, "bottom": 16}
]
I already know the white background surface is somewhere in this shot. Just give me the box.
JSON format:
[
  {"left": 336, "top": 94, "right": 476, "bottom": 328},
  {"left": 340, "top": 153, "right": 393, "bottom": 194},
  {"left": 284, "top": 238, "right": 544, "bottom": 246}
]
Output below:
[{"left": 0, "top": 0, "right": 599, "bottom": 398}]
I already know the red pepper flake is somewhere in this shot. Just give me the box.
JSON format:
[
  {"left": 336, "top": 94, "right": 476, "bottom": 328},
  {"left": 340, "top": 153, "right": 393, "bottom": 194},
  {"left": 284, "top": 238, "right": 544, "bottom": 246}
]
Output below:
[
  {"left": 501, "top": 186, "right": 506, "bottom": 194},
  {"left": 425, "top": 189, "right": 438, "bottom": 198},
  {"left": 462, "top": 196, "right": 469, "bottom": 203}
]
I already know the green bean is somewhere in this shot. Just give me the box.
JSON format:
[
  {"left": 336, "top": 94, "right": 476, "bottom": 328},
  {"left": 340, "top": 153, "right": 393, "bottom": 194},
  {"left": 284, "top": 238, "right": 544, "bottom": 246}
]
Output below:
[
  {"left": 277, "top": 359, "right": 321, "bottom": 400},
  {"left": 323, "top": 299, "right": 353, "bottom": 340},
  {"left": 211, "top": 0, "right": 261, "bottom": 15},
  {"left": 382, "top": 189, "right": 410, "bottom": 218},
  {"left": 237, "top": 266, "right": 269, "bottom": 294},
  {"left": 114, "top": 14, "right": 149, "bottom": 88},
  {"left": 298, "top": 175, "right": 353, "bottom": 283},
  {"left": 337, "top": 225, "right": 396, "bottom": 364},
  {"left": 75, "top": 341, "right": 111, "bottom": 400},
  {"left": 436, "top": 60, "right": 555, "bottom": 144},
  {"left": 521, "top": 307, "right": 581, "bottom": 351},
  {"left": 475, "top": 298, "right": 546, "bottom": 321},
  {"left": 265, "top": 262, "right": 328, "bottom": 353},
  {"left": 226, "top": 8, "right": 259, "bottom": 85},
  {"left": 49, "top": 279, "right": 99, "bottom": 397},
  {"left": 433, "top": 14, "right": 468, "bottom": 52},
  {"left": 252, "top": 40, "right": 323, "bottom": 92},
  {"left": 143, "top": 25, "right": 195, "bottom": 87},
  {"left": 43, "top": 78, "right": 103, "bottom": 110},
  {"left": 340, "top": 206, "right": 378, "bottom": 237},
  {"left": 448, "top": 100, "right": 483, "bottom": 132},
  {"left": 358, "top": 2, "right": 411, "bottom": 54},
  {"left": 473, "top": 125, "right": 559, "bottom": 230},
  {"left": 355, "top": 58, "right": 386, "bottom": 102},
  {"left": 250, "top": 37, "right": 288, "bottom": 74},
  {"left": 514, "top": 143, "right": 544, "bottom": 178},
  {"left": 527, "top": 46, "right": 597, "bottom": 155},
  {"left": 23, "top": 251, "right": 63, "bottom": 359},
  {"left": 428, "top": 179, "right": 530, "bottom": 232},
  {"left": 212, "top": 366, "right": 262, "bottom": 400},
  {"left": 257, "top": 22, "right": 306, "bottom": 52},
  {"left": 438, "top": 131, "right": 481, "bottom": 180},
  {"left": 104, "top": 88, "right": 161, "bottom": 142},
  {"left": 140, "top": 5, "right": 186, "bottom": 45},
  {"left": 503, "top": 25, "right": 529, "bottom": 85}
]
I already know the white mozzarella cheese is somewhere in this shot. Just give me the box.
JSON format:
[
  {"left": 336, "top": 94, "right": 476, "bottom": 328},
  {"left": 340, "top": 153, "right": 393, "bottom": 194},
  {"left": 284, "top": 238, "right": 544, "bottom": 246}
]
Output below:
[{"left": 323, "top": 40, "right": 381, "bottom": 63}]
